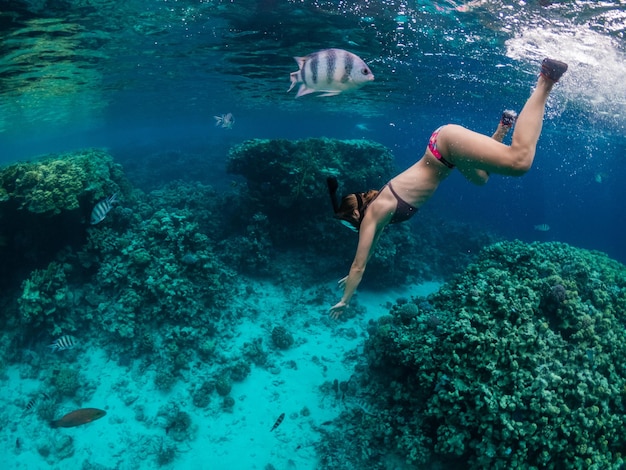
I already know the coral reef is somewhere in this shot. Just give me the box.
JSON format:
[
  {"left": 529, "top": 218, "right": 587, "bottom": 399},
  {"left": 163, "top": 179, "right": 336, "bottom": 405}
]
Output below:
[
  {"left": 0, "top": 148, "right": 130, "bottom": 294},
  {"left": 0, "top": 141, "right": 501, "bottom": 423},
  {"left": 226, "top": 137, "right": 497, "bottom": 286},
  {"left": 230, "top": 360, "right": 251, "bottom": 382},
  {"left": 0, "top": 148, "right": 125, "bottom": 215},
  {"left": 12, "top": 179, "right": 237, "bottom": 373},
  {"left": 226, "top": 138, "right": 396, "bottom": 258},
  {"left": 214, "top": 374, "right": 233, "bottom": 397},
  {"left": 327, "top": 241, "right": 626, "bottom": 468},
  {"left": 271, "top": 325, "right": 294, "bottom": 350},
  {"left": 191, "top": 381, "right": 214, "bottom": 408},
  {"left": 227, "top": 138, "right": 396, "bottom": 211},
  {"left": 51, "top": 367, "right": 81, "bottom": 397},
  {"left": 36, "top": 434, "right": 75, "bottom": 463},
  {"left": 155, "top": 437, "right": 179, "bottom": 466}
]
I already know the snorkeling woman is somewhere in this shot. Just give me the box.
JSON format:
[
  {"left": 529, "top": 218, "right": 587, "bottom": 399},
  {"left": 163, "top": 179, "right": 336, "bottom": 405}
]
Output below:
[{"left": 328, "top": 58, "right": 568, "bottom": 319}]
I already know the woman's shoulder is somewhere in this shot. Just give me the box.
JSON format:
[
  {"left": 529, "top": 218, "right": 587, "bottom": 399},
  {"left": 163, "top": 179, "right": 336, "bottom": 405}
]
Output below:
[{"left": 368, "top": 186, "right": 396, "bottom": 220}]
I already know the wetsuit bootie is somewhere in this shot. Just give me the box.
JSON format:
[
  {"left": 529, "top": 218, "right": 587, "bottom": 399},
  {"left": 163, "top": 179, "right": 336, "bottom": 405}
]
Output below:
[
  {"left": 501, "top": 109, "right": 518, "bottom": 127},
  {"left": 541, "top": 58, "right": 568, "bottom": 82}
]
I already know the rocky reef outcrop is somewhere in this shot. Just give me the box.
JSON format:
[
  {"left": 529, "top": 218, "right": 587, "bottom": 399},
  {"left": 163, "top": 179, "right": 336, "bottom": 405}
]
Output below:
[{"left": 319, "top": 241, "right": 626, "bottom": 469}]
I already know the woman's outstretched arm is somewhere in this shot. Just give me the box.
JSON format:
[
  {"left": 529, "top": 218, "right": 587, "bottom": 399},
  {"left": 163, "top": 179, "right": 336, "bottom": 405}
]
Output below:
[{"left": 329, "top": 217, "right": 382, "bottom": 319}]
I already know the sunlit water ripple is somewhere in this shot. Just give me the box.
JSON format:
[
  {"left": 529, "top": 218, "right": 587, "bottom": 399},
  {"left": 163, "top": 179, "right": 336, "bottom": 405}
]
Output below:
[{"left": 1, "top": 0, "right": 624, "bottom": 136}]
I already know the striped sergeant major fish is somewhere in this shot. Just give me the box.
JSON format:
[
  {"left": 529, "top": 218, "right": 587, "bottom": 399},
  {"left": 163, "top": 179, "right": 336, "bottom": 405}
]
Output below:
[
  {"left": 48, "top": 335, "right": 77, "bottom": 352},
  {"left": 287, "top": 48, "right": 374, "bottom": 98},
  {"left": 534, "top": 224, "right": 550, "bottom": 232},
  {"left": 91, "top": 192, "right": 118, "bottom": 225},
  {"left": 24, "top": 392, "right": 51, "bottom": 414}
]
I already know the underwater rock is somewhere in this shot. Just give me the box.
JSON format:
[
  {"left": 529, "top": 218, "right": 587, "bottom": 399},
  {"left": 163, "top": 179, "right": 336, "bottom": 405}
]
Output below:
[
  {"left": 222, "top": 395, "right": 235, "bottom": 411},
  {"left": 242, "top": 337, "right": 268, "bottom": 366},
  {"left": 214, "top": 374, "right": 233, "bottom": 396},
  {"left": 191, "top": 381, "right": 214, "bottom": 408},
  {"left": 0, "top": 148, "right": 130, "bottom": 292},
  {"left": 37, "top": 434, "right": 74, "bottom": 462},
  {"left": 550, "top": 283, "right": 567, "bottom": 303},
  {"left": 394, "top": 301, "right": 419, "bottom": 325},
  {"left": 223, "top": 137, "right": 496, "bottom": 288},
  {"left": 230, "top": 360, "right": 251, "bottom": 382},
  {"left": 343, "top": 241, "right": 626, "bottom": 469},
  {"left": 158, "top": 402, "right": 196, "bottom": 443},
  {"left": 271, "top": 325, "right": 294, "bottom": 350},
  {"left": 227, "top": 137, "right": 395, "bottom": 212},
  {"left": 0, "top": 148, "right": 125, "bottom": 215},
  {"left": 154, "top": 367, "right": 177, "bottom": 392},
  {"left": 51, "top": 367, "right": 81, "bottom": 397},
  {"left": 155, "top": 437, "right": 178, "bottom": 466},
  {"left": 225, "top": 137, "right": 395, "bottom": 255}
]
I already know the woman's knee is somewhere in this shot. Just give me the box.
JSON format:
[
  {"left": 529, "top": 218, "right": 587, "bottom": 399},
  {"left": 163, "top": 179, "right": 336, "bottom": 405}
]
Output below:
[{"left": 508, "top": 148, "right": 534, "bottom": 175}]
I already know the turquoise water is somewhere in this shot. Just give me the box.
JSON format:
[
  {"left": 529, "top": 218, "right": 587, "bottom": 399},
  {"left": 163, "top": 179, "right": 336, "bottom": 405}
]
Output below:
[{"left": 1, "top": 1, "right": 626, "bottom": 469}]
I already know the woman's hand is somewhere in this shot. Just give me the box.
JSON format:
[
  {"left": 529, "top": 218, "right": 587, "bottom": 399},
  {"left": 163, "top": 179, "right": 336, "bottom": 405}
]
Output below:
[
  {"left": 338, "top": 275, "right": 348, "bottom": 289},
  {"left": 329, "top": 300, "right": 348, "bottom": 319}
]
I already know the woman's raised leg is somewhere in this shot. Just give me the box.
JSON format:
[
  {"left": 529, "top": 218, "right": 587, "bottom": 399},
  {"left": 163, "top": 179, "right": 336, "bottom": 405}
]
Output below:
[{"left": 436, "top": 59, "right": 567, "bottom": 176}]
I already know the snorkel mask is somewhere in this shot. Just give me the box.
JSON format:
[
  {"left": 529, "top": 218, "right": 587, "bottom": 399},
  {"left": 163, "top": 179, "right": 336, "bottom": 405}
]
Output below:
[{"left": 327, "top": 176, "right": 364, "bottom": 232}]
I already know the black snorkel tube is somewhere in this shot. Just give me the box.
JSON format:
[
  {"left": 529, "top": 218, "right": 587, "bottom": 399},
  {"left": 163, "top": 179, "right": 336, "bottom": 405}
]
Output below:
[
  {"left": 326, "top": 176, "right": 340, "bottom": 214},
  {"left": 327, "top": 176, "right": 363, "bottom": 232}
]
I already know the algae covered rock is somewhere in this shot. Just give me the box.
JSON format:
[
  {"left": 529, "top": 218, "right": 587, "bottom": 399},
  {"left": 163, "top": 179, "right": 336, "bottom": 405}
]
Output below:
[
  {"left": 223, "top": 137, "right": 496, "bottom": 287},
  {"left": 0, "top": 149, "right": 130, "bottom": 291},
  {"left": 227, "top": 137, "right": 395, "bottom": 218},
  {"left": 224, "top": 137, "right": 403, "bottom": 275},
  {"left": 271, "top": 325, "right": 294, "bottom": 350},
  {"left": 361, "top": 241, "right": 626, "bottom": 468},
  {"left": 0, "top": 148, "right": 126, "bottom": 215},
  {"left": 228, "top": 137, "right": 395, "bottom": 204}
]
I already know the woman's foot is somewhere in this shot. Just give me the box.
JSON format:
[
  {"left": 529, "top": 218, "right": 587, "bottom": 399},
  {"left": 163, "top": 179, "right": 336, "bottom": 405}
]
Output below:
[
  {"left": 541, "top": 58, "right": 568, "bottom": 82},
  {"left": 501, "top": 109, "right": 518, "bottom": 127}
]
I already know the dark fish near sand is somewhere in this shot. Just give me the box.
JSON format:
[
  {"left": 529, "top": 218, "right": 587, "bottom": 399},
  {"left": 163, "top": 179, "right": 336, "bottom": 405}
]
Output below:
[
  {"left": 288, "top": 48, "right": 374, "bottom": 98},
  {"left": 91, "top": 193, "right": 117, "bottom": 225},
  {"left": 50, "top": 408, "right": 106, "bottom": 428},
  {"left": 48, "top": 335, "right": 77, "bottom": 352},
  {"left": 270, "top": 412, "right": 285, "bottom": 431}
]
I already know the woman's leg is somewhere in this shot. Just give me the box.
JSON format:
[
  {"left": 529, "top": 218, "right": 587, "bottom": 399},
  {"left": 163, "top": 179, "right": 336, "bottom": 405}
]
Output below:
[{"left": 437, "top": 73, "right": 559, "bottom": 177}]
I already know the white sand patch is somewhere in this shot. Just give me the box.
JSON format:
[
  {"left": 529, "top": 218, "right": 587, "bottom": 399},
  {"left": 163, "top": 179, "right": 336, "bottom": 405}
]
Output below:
[{"left": 2, "top": 279, "right": 440, "bottom": 470}]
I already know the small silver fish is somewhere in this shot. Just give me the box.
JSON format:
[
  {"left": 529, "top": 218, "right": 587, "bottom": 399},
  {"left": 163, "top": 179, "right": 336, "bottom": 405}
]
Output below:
[
  {"left": 48, "top": 335, "right": 77, "bottom": 352},
  {"left": 288, "top": 48, "right": 374, "bottom": 98},
  {"left": 534, "top": 224, "right": 550, "bottom": 232},
  {"left": 91, "top": 193, "right": 117, "bottom": 225},
  {"left": 214, "top": 113, "right": 235, "bottom": 129}
]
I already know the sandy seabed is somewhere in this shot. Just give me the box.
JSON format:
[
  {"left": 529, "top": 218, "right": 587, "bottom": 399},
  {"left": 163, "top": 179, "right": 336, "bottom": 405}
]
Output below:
[{"left": 3, "top": 279, "right": 441, "bottom": 470}]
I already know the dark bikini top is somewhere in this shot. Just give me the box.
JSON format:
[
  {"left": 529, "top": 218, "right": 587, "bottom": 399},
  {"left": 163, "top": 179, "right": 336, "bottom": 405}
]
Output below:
[{"left": 385, "top": 182, "right": 418, "bottom": 224}]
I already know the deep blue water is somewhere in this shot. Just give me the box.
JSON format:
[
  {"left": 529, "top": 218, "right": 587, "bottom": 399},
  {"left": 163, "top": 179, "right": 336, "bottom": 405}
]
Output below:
[{"left": 1, "top": 0, "right": 625, "bottom": 262}]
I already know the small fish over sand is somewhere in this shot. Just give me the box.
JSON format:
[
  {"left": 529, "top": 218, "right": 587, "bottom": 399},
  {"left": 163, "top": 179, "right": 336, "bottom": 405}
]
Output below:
[
  {"left": 214, "top": 112, "right": 235, "bottom": 129},
  {"left": 534, "top": 224, "right": 550, "bottom": 232},
  {"left": 270, "top": 412, "right": 285, "bottom": 431},
  {"left": 288, "top": 48, "right": 374, "bottom": 98},
  {"left": 48, "top": 335, "right": 77, "bottom": 352},
  {"left": 24, "top": 392, "right": 51, "bottom": 414},
  {"left": 50, "top": 408, "right": 106, "bottom": 428},
  {"left": 91, "top": 193, "right": 117, "bottom": 225}
]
